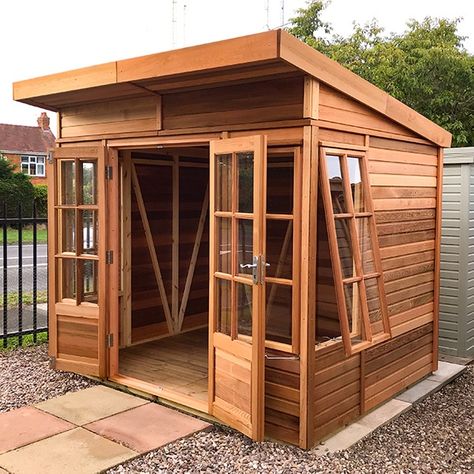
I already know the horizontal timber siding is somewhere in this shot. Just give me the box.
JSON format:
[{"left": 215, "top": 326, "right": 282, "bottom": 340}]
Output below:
[
  {"left": 265, "top": 355, "right": 300, "bottom": 445},
  {"left": 368, "top": 139, "right": 438, "bottom": 337}
]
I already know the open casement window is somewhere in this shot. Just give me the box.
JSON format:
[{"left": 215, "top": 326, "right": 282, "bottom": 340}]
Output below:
[
  {"left": 319, "top": 146, "right": 391, "bottom": 355},
  {"left": 48, "top": 146, "right": 107, "bottom": 377},
  {"left": 209, "top": 135, "right": 266, "bottom": 441}
]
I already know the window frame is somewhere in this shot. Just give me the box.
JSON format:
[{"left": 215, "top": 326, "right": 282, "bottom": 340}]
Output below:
[
  {"left": 21, "top": 155, "right": 46, "bottom": 177},
  {"left": 318, "top": 144, "right": 391, "bottom": 355}
]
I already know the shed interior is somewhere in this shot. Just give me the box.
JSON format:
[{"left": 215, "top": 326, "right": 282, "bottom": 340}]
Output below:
[{"left": 117, "top": 145, "right": 301, "bottom": 411}]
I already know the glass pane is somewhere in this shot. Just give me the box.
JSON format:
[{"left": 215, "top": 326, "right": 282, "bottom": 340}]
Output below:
[
  {"left": 267, "top": 154, "right": 293, "bottom": 214},
  {"left": 81, "top": 161, "right": 97, "bottom": 205},
  {"left": 29, "top": 164, "right": 36, "bottom": 175},
  {"left": 38, "top": 156, "right": 45, "bottom": 164},
  {"left": 335, "top": 218, "right": 355, "bottom": 279},
  {"left": 344, "top": 282, "right": 364, "bottom": 344},
  {"left": 216, "top": 217, "right": 232, "bottom": 274},
  {"left": 37, "top": 165, "right": 45, "bottom": 176},
  {"left": 326, "top": 155, "right": 346, "bottom": 214},
  {"left": 237, "top": 152, "right": 253, "bottom": 213},
  {"left": 237, "top": 219, "right": 253, "bottom": 278},
  {"left": 266, "top": 283, "right": 292, "bottom": 344},
  {"left": 60, "top": 258, "right": 76, "bottom": 300},
  {"left": 82, "top": 260, "right": 98, "bottom": 304},
  {"left": 60, "top": 209, "right": 76, "bottom": 253},
  {"left": 237, "top": 282, "right": 252, "bottom": 339},
  {"left": 266, "top": 219, "right": 292, "bottom": 279},
  {"left": 216, "top": 278, "right": 231, "bottom": 335},
  {"left": 21, "top": 156, "right": 28, "bottom": 163},
  {"left": 81, "top": 210, "right": 98, "bottom": 255},
  {"left": 356, "top": 217, "right": 375, "bottom": 274},
  {"left": 21, "top": 164, "right": 28, "bottom": 174},
  {"left": 347, "top": 157, "right": 366, "bottom": 213},
  {"left": 365, "top": 278, "right": 384, "bottom": 335},
  {"left": 61, "top": 161, "right": 76, "bottom": 205},
  {"left": 216, "top": 154, "right": 232, "bottom": 212}
]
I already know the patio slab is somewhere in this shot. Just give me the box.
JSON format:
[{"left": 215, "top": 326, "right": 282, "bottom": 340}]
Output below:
[
  {"left": 85, "top": 402, "right": 211, "bottom": 453},
  {"left": 0, "top": 428, "right": 137, "bottom": 474},
  {"left": 0, "top": 406, "right": 74, "bottom": 455},
  {"left": 427, "top": 361, "right": 466, "bottom": 383},
  {"left": 35, "top": 385, "right": 148, "bottom": 425}
]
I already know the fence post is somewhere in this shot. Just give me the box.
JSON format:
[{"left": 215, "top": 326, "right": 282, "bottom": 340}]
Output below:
[{"left": 2, "top": 203, "right": 7, "bottom": 348}]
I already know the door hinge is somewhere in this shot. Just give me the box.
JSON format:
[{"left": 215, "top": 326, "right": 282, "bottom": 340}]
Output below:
[
  {"left": 106, "top": 334, "right": 114, "bottom": 348},
  {"left": 106, "top": 250, "right": 113, "bottom": 264},
  {"left": 105, "top": 165, "right": 113, "bottom": 180}
]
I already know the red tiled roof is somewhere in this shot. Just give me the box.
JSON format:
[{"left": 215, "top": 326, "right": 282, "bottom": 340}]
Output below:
[{"left": 0, "top": 123, "right": 56, "bottom": 154}]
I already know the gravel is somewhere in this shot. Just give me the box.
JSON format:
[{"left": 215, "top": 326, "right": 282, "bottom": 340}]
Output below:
[
  {"left": 110, "top": 364, "right": 473, "bottom": 474},
  {"left": 2, "top": 345, "right": 471, "bottom": 473},
  {"left": 0, "top": 344, "right": 96, "bottom": 413}
]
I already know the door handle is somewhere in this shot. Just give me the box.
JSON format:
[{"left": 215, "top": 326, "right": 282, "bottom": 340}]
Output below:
[{"left": 240, "top": 256, "right": 267, "bottom": 284}]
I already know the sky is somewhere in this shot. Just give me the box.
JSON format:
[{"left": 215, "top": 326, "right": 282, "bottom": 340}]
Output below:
[{"left": 0, "top": 0, "right": 472, "bottom": 134}]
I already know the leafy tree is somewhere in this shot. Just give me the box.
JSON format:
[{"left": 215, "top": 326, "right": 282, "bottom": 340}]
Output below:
[
  {"left": 0, "top": 155, "right": 35, "bottom": 218},
  {"left": 287, "top": 2, "right": 474, "bottom": 146}
]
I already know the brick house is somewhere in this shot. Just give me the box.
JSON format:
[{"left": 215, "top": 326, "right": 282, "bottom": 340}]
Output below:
[{"left": 0, "top": 113, "right": 56, "bottom": 185}]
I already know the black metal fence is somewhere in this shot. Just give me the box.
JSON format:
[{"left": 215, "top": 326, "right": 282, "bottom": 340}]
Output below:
[{"left": 0, "top": 202, "right": 48, "bottom": 347}]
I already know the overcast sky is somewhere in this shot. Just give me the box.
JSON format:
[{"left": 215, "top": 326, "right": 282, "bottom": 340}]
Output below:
[{"left": 1, "top": 0, "right": 472, "bottom": 133}]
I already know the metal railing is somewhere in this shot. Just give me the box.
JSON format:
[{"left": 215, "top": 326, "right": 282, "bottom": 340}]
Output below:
[{"left": 0, "top": 202, "right": 48, "bottom": 347}]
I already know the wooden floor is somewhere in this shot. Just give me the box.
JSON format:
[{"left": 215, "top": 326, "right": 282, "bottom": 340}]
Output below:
[{"left": 119, "top": 327, "right": 208, "bottom": 406}]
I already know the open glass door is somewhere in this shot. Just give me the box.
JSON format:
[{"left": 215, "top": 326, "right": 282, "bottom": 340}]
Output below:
[
  {"left": 209, "top": 136, "right": 266, "bottom": 441},
  {"left": 47, "top": 146, "right": 107, "bottom": 377}
]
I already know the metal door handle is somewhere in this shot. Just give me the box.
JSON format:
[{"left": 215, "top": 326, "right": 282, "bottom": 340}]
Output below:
[{"left": 240, "top": 263, "right": 257, "bottom": 269}]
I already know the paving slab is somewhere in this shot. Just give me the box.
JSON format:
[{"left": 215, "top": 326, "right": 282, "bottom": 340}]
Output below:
[
  {"left": 314, "top": 422, "right": 373, "bottom": 454},
  {"left": 395, "top": 379, "right": 441, "bottom": 403},
  {"left": 0, "top": 428, "right": 137, "bottom": 474},
  {"left": 357, "top": 399, "right": 411, "bottom": 430},
  {"left": 428, "top": 361, "right": 466, "bottom": 383},
  {"left": 35, "top": 385, "right": 148, "bottom": 425},
  {"left": 0, "top": 406, "right": 74, "bottom": 455},
  {"left": 85, "top": 402, "right": 211, "bottom": 453}
]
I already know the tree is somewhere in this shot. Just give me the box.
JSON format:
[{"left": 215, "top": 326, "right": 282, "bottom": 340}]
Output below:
[
  {"left": 287, "top": 2, "right": 474, "bottom": 146},
  {"left": 0, "top": 155, "right": 35, "bottom": 217}
]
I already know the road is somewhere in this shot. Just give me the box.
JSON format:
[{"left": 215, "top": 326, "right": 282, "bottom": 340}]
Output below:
[{"left": 0, "top": 244, "right": 48, "bottom": 292}]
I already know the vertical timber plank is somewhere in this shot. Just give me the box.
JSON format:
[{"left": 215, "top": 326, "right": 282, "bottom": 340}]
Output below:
[
  {"left": 172, "top": 154, "right": 179, "bottom": 331},
  {"left": 303, "top": 77, "right": 319, "bottom": 120}
]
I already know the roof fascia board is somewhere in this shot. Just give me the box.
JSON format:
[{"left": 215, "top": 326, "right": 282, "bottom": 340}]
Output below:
[
  {"left": 116, "top": 30, "right": 280, "bottom": 83},
  {"left": 13, "top": 62, "right": 117, "bottom": 101},
  {"left": 0, "top": 149, "right": 48, "bottom": 156},
  {"left": 278, "top": 30, "right": 452, "bottom": 147}
]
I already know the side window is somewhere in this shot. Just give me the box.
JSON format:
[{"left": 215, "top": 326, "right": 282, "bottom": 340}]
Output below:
[{"left": 319, "top": 146, "right": 391, "bottom": 354}]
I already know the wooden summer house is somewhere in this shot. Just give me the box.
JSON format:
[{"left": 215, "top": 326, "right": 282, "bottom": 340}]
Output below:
[{"left": 13, "top": 30, "right": 451, "bottom": 448}]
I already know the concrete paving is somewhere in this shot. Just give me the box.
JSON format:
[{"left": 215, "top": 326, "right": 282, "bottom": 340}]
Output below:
[
  {"left": 35, "top": 385, "right": 148, "bottom": 425},
  {"left": 0, "top": 385, "right": 211, "bottom": 474},
  {"left": 85, "top": 403, "right": 211, "bottom": 453},
  {"left": 315, "top": 361, "right": 466, "bottom": 454}
]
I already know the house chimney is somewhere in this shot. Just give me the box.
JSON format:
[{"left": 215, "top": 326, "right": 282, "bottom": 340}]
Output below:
[{"left": 37, "top": 112, "right": 50, "bottom": 131}]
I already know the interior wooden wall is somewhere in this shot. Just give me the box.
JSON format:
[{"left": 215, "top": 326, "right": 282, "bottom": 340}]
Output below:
[{"left": 130, "top": 154, "right": 209, "bottom": 344}]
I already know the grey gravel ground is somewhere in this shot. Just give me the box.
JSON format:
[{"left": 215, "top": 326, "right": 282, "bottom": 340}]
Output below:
[
  {"left": 0, "top": 344, "right": 96, "bottom": 413},
  {"left": 1, "top": 345, "right": 472, "bottom": 473},
  {"left": 110, "top": 364, "right": 473, "bottom": 474}
]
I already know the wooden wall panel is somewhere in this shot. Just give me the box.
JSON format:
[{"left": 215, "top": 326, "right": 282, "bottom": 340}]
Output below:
[
  {"left": 368, "top": 141, "right": 439, "bottom": 336},
  {"left": 364, "top": 323, "right": 433, "bottom": 410},
  {"left": 313, "top": 345, "right": 361, "bottom": 442},
  {"left": 61, "top": 96, "right": 160, "bottom": 138},
  {"left": 265, "top": 355, "right": 300, "bottom": 445},
  {"left": 319, "top": 84, "right": 422, "bottom": 140},
  {"left": 162, "top": 77, "right": 304, "bottom": 130}
]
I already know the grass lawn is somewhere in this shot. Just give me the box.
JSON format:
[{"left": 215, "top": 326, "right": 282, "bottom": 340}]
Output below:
[
  {"left": 0, "top": 331, "right": 48, "bottom": 350},
  {"left": 0, "top": 290, "right": 48, "bottom": 309},
  {"left": 0, "top": 226, "right": 48, "bottom": 244}
]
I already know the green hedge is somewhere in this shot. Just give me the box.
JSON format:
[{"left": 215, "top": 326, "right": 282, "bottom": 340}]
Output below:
[{"left": 33, "top": 184, "right": 48, "bottom": 218}]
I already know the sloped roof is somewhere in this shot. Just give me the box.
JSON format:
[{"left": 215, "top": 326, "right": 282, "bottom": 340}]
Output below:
[
  {"left": 12, "top": 30, "right": 451, "bottom": 147},
  {"left": 0, "top": 123, "right": 56, "bottom": 154}
]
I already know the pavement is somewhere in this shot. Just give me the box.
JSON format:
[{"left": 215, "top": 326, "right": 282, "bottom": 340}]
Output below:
[
  {"left": 0, "top": 304, "right": 47, "bottom": 336},
  {"left": 314, "top": 360, "right": 467, "bottom": 454},
  {"left": 0, "top": 385, "right": 211, "bottom": 474}
]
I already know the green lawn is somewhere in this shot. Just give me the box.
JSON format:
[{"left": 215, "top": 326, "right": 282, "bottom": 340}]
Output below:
[
  {"left": 0, "top": 290, "right": 48, "bottom": 309},
  {"left": 0, "top": 227, "right": 48, "bottom": 244},
  {"left": 1, "top": 331, "right": 48, "bottom": 350}
]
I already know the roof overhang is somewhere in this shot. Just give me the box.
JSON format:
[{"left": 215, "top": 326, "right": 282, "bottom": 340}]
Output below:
[{"left": 13, "top": 29, "right": 452, "bottom": 147}]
